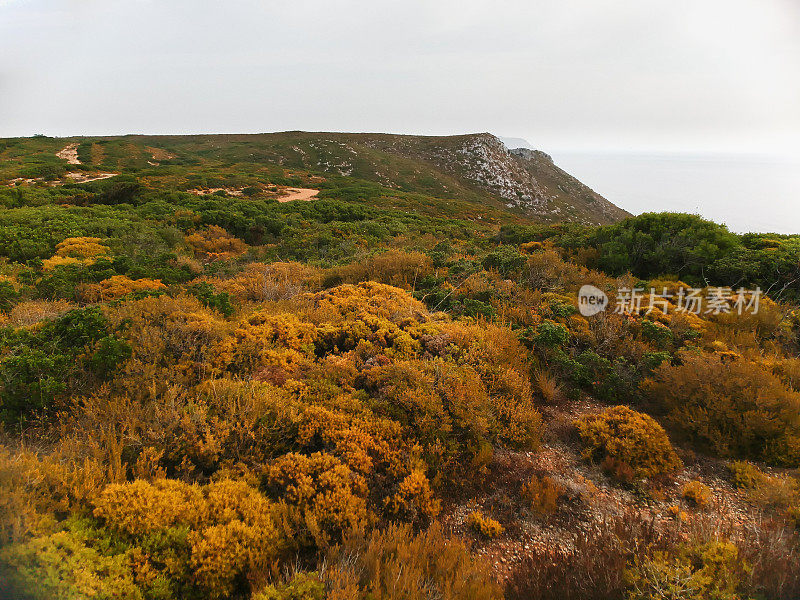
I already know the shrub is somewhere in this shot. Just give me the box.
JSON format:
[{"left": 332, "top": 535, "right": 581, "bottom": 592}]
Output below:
[
  {"left": 534, "top": 320, "right": 569, "bottom": 348},
  {"left": 0, "top": 526, "right": 142, "bottom": 600},
  {"left": 263, "top": 452, "right": 370, "bottom": 547},
  {"left": 729, "top": 461, "right": 800, "bottom": 510},
  {"left": 682, "top": 481, "right": 712, "bottom": 508},
  {"left": 575, "top": 406, "right": 682, "bottom": 481},
  {"left": 185, "top": 225, "right": 247, "bottom": 261},
  {"left": 187, "top": 282, "right": 234, "bottom": 317},
  {"left": 521, "top": 474, "right": 562, "bottom": 515},
  {"left": 384, "top": 470, "right": 441, "bottom": 525},
  {"left": 93, "top": 478, "right": 283, "bottom": 599},
  {"left": 730, "top": 461, "right": 763, "bottom": 490},
  {"left": 643, "top": 352, "right": 800, "bottom": 466},
  {"left": 327, "top": 249, "right": 433, "bottom": 289},
  {"left": 255, "top": 572, "right": 325, "bottom": 600},
  {"left": 534, "top": 369, "right": 564, "bottom": 405},
  {"left": 467, "top": 511, "right": 504, "bottom": 537},
  {"left": 505, "top": 510, "right": 669, "bottom": 600},
  {"left": 80, "top": 274, "right": 166, "bottom": 302},
  {"left": 625, "top": 541, "right": 750, "bottom": 600}
]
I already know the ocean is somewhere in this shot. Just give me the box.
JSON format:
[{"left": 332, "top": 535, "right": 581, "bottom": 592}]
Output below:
[{"left": 550, "top": 151, "right": 800, "bottom": 235}]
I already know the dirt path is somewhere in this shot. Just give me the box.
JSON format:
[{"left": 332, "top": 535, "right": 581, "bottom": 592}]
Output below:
[
  {"left": 277, "top": 187, "right": 319, "bottom": 202},
  {"left": 56, "top": 143, "right": 80, "bottom": 165},
  {"left": 65, "top": 172, "right": 116, "bottom": 183}
]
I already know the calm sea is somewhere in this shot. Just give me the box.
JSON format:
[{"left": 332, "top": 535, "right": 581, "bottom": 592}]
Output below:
[{"left": 551, "top": 151, "right": 800, "bottom": 235}]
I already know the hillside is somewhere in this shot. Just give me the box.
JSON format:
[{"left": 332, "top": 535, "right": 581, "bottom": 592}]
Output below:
[
  {"left": 0, "top": 134, "right": 799, "bottom": 600},
  {"left": 0, "top": 131, "right": 628, "bottom": 225}
]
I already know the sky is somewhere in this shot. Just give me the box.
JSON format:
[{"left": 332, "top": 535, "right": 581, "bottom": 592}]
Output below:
[{"left": 1, "top": 0, "right": 799, "bottom": 157}]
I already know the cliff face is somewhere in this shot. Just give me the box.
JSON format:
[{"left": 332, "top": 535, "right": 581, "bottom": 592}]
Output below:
[{"left": 356, "top": 131, "right": 630, "bottom": 224}]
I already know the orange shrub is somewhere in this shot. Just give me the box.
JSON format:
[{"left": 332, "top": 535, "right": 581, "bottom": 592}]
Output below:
[
  {"left": 467, "top": 511, "right": 504, "bottom": 537},
  {"left": 642, "top": 351, "right": 800, "bottom": 466},
  {"left": 575, "top": 406, "right": 682, "bottom": 480},
  {"left": 384, "top": 470, "right": 440, "bottom": 524},
  {"left": 80, "top": 275, "right": 166, "bottom": 302},
  {"left": 682, "top": 480, "right": 712, "bottom": 508},
  {"left": 185, "top": 225, "right": 248, "bottom": 261},
  {"left": 263, "top": 452, "right": 370, "bottom": 546},
  {"left": 521, "top": 474, "right": 563, "bottom": 514}
]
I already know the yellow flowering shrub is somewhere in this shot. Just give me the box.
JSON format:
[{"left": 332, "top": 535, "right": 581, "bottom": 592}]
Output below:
[
  {"left": 467, "top": 511, "right": 504, "bottom": 538},
  {"left": 80, "top": 275, "right": 166, "bottom": 302},
  {"left": 93, "top": 478, "right": 207, "bottom": 536},
  {"left": 92, "top": 478, "right": 282, "bottom": 599},
  {"left": 682, "top": 480, "right": 712, "bottom": 508},
  {"left": 575, "top": 406, "right": 682, "bottom": 480},
  {"left": 264, "top": 452, "right": 370, "bottom": 545},
  {"left": 384, "top": 470, "right": 440, "bottom": 524},
  {"left": 42, "top": 237, "right": 110, "bottom": 271},
  {"left": 185, "top": 225, "right": 248, "bottom": 261},
  {"left": 219, "top": 310, "right": 316, "bottom": 378},
  {"left": 0, "top": 527, "right": 142, "bottom": 600}
]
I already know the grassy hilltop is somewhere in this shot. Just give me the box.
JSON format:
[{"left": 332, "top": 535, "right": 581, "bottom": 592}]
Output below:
[
  {"left": 0, "top": 132, "right": 799, "bottom": 600},
  {"left": 0, "top": 131, "right": 628, "bottom": 224}
]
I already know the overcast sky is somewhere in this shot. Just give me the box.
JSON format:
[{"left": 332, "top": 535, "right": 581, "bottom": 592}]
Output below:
[{"left": 1, "top": 0, "right": 798, "bottom": 155}]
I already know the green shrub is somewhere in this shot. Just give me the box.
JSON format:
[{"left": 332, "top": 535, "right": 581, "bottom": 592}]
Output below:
[
  {"left": 625, "top": 541, "right": 750, "bottom": 600},
  {"left": 255, "top": 572, "right": 325, "bottom": 600},
  {"left": 535, "top": 320, "right": 569, "bottom": 348}
]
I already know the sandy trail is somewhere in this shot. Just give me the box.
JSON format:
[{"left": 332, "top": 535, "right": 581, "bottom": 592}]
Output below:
[
  {"left": 56, "top": 143, "right": 81, "bottom": 165},
  {"left": 65, "top": 172, "right": 116, "bottom": 183},
  {"left": 277, "top": 188, "right": 319, "bottom": 202}
]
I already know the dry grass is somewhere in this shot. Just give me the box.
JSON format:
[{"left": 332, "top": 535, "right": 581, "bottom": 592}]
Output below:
[
  {"left": 534, "top": 368, "right": 564, "bottom": 405},
  {"left": 8, "top": 300, "right": 76, "bottom": 327}
]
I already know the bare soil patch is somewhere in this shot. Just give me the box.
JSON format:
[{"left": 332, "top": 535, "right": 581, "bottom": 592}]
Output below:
[
  {"left": 56, "top": 143, "right": 80, "bottom": 165},
  {"left": 277, "top": 187, "right": 319, "bottom": 202}
]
